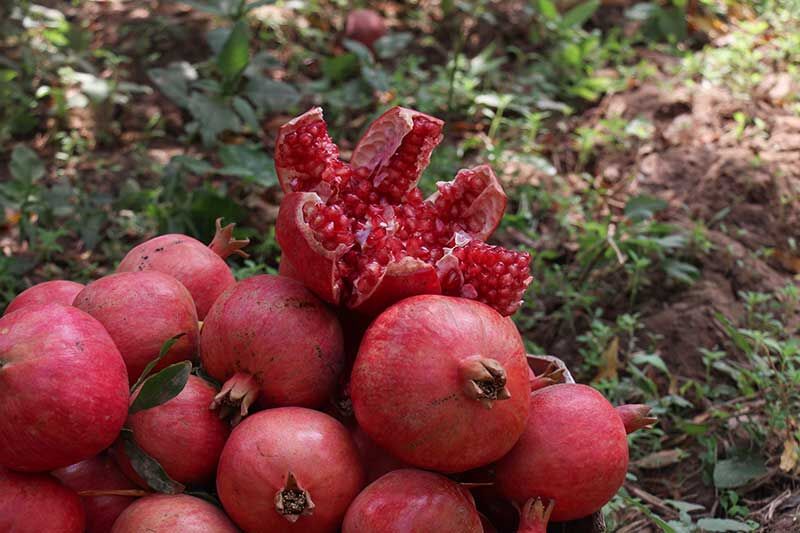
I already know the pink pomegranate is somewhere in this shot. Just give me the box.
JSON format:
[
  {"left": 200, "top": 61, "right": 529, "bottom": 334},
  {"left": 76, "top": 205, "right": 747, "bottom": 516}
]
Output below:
[
  {"left": 52, "top": 453, "right": 140, "bottom": 533},
  {"left": 3, "top": 279, "right": 84, "bottom": 315},
  {"left": 350, "top": 425, "right": 408, "bottom": 483},
  {"left": 200, "top": 275, "right": 345, "bottom": 421},
  {"left": 117, "top": 218, "right": 248, "bottom": 318},
  {"left": 0, "top": 468, "right": 85, "bottom": 532},
  {"left": 114, "top": 375, "right": 230, "bottom": 487},
  {"left": 275, "top": 106, "right": 531, "bottom": 316},
  {"left": 342, "top": 469, "right": 482, "bottom": 533},
  {"left": 111, "top": 494, "right": 239, "bottom": 532},
  {"left": 74, "top": 271, "right": 199, "bottom": 384},
  {"left": 345, "top": 9, "right": 386, "bottom": 48},
  {"left": 217, "top": 407, "right": 364, "bottom": 532},
  {"left": 350, "top": 295, "right": 530, "bottom": 472},
  {"left": 0, "top": 304, "right": 129, "bottom": 472},
  {"left": 495, "top": 384, "right": 647, "bottom": 522}
]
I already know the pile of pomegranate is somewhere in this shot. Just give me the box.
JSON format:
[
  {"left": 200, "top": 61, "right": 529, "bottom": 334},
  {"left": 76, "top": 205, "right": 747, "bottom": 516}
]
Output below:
[{"left": 0, "top": 107, "right": 654, "bottom": 533}]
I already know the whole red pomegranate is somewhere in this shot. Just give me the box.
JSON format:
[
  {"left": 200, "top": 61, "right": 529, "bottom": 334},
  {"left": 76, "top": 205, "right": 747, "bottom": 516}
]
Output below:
[
  {"left": 217, "top": 407, "right": 364, "bottom": 532},
  {"left": 74, "top": 271, "right": 199, "bottom": 384},
  {"left": 0, "top": 304, "right": 129, "bottom": 472},
  {"left": 200, "top": 275, "right": 345, "bottom": 421},
  {"left": 275, "top": 107, "right": 531, "bottom": 316},
  {"left": 350, "top": 425, "right": 408, "bottom": 483},
  {"left": 3, "top": 279, "right": 84, "bottom": 315},
  {"left": 350, "top": 295, "right": 530, "bottom": 472},
  {"left": 342, "top": 469, "right": 482, "bottom": 533},
  {"left": 114, "top": 375, "right": 230, "bottom": 487},
  {"left": 345, "top": 8, "right": 386, "bottom": 48},
  {"left": 52, "top": 453, "right": 139, "bottom": 533},
  {"left": 495, "top": 384, "right": 636, "bottom": 521},
  {"left": 0, "top": 468, "right": 85, "bottom": 532},
  {"left": 111, "top": 494, "right": 238, "bottom": 532},
  {"left": 117, "top": 218, "right": 248, "bottom": 318}
]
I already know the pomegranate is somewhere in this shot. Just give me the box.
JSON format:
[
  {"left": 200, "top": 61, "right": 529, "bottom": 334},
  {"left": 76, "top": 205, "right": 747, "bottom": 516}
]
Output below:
[
  {"left": 200, "top": 275, "right": 345, "bottom": 421},
  {"left": 117, "top": 218, "right": 248, "bottom": 319},
  {"left": 341, "top": 469, "right": 482, "bottom": 533},
  {"left": 74, "top": 271, "right": 199, "bottom": 384},
  {"left": 345, "top": 8, "right": 386, "bottom": 48},
  {"left": 350, "top": 295, "right": 531, "bottom": 473},
  {"left": 350, "top": 425, "right": 408, "bottom": 483},
  {"left": 275, "top": 106, "right": 532, "bottom": 316},
  {"left": 52, "top": 453, "right": 140, "bottom": 533},
  {"left": 495, "top": 383, "right": 642, "bottom": 522},
  {"left": 217, "top": 407, "right": 364, "bottom": 532},
  {"left": 0, "top": 468, "right": 85, "bottom": 532},
  {"left": 0, "top": 304, "right": 129, "bottom": 472},
  {"left": 111, "top": 494, "right": 238, "bottom": 532},
  {"left": 115, "top": 375, "right": 230, "bottom": 487},
  {"left": 3, "top": 279, "right": 84, "bottom": 316}
]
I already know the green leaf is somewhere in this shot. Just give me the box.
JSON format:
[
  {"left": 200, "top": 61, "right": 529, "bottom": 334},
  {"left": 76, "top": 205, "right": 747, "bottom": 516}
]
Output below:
[
  {"left": 129, "top": 361, "right": 192, "bottom": 414},
  {"left": 695, "top": 518, "right": 754, "bottom": 532},
  {"left": 244, "top": 77, "right": 300, "bottom": 112},
  {"left": 713, "top": 456, "right": 767, "bottom": 488},
  {"left": 217, "top": 20, "right": 250, "bottom": 83},
  {"left": 561, "top": 0, "right": 600, "bottom": 28},
  {"left": 217, "top": 143, "right": 277, "bottom": 187},
  {"left": 343, "top": 39, "right": 374, "bottom": 64},
  {"left": 537, "top": 0, "right": 559, "bottom": 20},
  {"left": 130, "top": 334, "right": 186, "bottom": 392},
  {"left": 232, "top": 96, "right": 261, "bottom": 131},
  {"left": 664, "top": 260, "right": 700, "bottom": 284},
  {"left": 321, "top": 53, "right": 360, "bottom": 83},
  {"left": 374, "top": 32, "right": 413, "bottom": 60},
  {"left": 186, "top": 93, "right": 242, "bottom": 146},
  {"left": 10, "top": 145, "right": 45, "bottom": 183},
  {"left": 631, "top": 353, "right": 669, "bottom": 375},
  {"left": 147, "top": 62, "right": 197, "bottom": 108},
  {"left": 120, "top": 429, "right": 185, "bottom": 494},
  {"left": 206, "top": 27, "right": 231, "bottom": 56},
  {"left": 625, "top": 195, "right": 668, "bottom": 221},
  {"left": 172, "top": 155, "right": 215, "bottom": 175}
]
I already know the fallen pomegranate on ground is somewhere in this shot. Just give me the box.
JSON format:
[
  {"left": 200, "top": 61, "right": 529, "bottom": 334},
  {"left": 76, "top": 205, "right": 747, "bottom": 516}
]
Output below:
[
  {"left": 3, "top": 279, "right": 84, "bottom": 316},
  {"left": 111, "top": 494, "right": 239, "bottom": 532},
  {"left": 495, "top": 383, "right": 655, "bottom": 522},
  {"left": 342, "top": 469, "right": 483, "bottom": 533},
  {"left": 201, "top": 274, "right": 345, "bottom": 421},
  {"left": 350, "top": 295, "right": 531, "bottom": 473},
  {"left": 217, "top": 407, "right": 364, "bottom": 532},
  {"left": 0, "top": 303, "right": 129, "bottom": 472},
  {"left": 74, "top": 270, "right": 199, "bottom": 384},
  {"left": 52, "top": 453, "right": 140, "bottom": 533},
  {"left": 115, "top": 374, "right": 230, "bottom": 488},
  {"left": 0, "top": 468, "right": 85, "bottom": 532},
  {"left": 275, "top": 106, "right": 531, "bottom": 316},
  {"left": 117, "top": 217, "right": 248, "bottom": 319},
  {"left": 345, "top": 8, "right": 386, "bottom": 49}
]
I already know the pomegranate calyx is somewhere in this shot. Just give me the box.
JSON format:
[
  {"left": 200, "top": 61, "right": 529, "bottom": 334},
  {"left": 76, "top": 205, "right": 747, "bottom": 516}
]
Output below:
[
  {"left": 210, "top": 372, "right": 259, "bottom": 426},
  {"left": 616, "top": 404, "right": 657, "bottom": 434},
  {"left": 459, "top": 356, "right": 511, "bottom": 409},
  {"left": 517, "top": 497, "right": 554, "bottom": 533},
  {"left": 529, "top": 363, "right": 566, "bottom": 392},
  {"left": 209, "top": 218, "right": 250, "bottom": 259},
  {"left": 274, "top": 471, "right": 315, "bottom": 523}
]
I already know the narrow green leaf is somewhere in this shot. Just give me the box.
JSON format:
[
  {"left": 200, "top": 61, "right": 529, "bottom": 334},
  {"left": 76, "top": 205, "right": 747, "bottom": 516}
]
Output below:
[
  {"left": 696, "top": 518, "right": 754, "bottom": 532},
  {"left": 130, "top": 333, "right": 186, "bottom": 393},
  {"left": 120, "top": 429, "right": 185, "bottom": 494},
  {"left": 625, "top": 195, "right": 668, "bottom": 222},
  {"left": 217, "top": 20, "right": 250, "bottom": 83},
  {"left": 537, "top": 0, "right": 559, "bottom": 20},
  {"left": 561, "top": 0, "right": 600, "bottom": 29},
  {"left": 129, "top": 361, "right": 192, "bottom": 414},
  {"left": 232, "top": 96, "right": 261, "bottom": 131}
]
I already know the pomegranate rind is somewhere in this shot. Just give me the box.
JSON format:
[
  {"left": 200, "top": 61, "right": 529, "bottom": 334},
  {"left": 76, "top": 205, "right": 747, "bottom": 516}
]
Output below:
[
  {"left": 349, "top": 256, "right": 442, "bottom": 315},
  {"left": 276, "top": 191, "right": 350, "bottom": 305}
]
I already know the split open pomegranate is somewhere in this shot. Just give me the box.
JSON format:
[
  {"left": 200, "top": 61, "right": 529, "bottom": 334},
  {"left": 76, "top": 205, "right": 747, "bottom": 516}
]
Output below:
[{"left": 275, "top": 107, "right": 532, "bottom": 316}]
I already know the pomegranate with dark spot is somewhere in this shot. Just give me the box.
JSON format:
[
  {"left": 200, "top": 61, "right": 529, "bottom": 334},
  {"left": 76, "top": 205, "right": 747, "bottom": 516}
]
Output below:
[
  {"left": 217, "top": 407, "right": 364, "bottom": 533},
  {"left": 114, "top": 375, "right": 230, "bottom": 487},
  {"left": 52, "top": 453, "right": 139, "bottom": 533},
  {"left": 342, "top": 469, "right": 482, "bottom": 533},
  {"left": 3, "top": 279, "right": 84, "bottom": 316},
  {"left": 275, "top": 107, "right": 531, "bottom": 316},
  {"left": 117, "top": 218, "right": 248, "bottom": 318},
  {"left": 111, "top": 494, "right": 238, "bottom": 532},
  {"left": 350, "top": 295, "right": 531, "bottom": 473},
  {"left": 0, "top": 304, "right": 129, "bottom": 472},
  {"left": 74, "top": 271, "right": 199, "bottom": 385},
  {"left": 0, "top": 468, "right": 85, "bottom": 532},
  {"left": 200, "top": 275, "right": 345, "bottom": 422}
]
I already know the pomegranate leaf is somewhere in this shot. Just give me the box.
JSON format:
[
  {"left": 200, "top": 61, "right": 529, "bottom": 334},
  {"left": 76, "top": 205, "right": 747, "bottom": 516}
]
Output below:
[
  {"left": 130, "top": 333, "right": 187, "bottom": 393},
  {"left": 120, "top": 429, "right": 185, "bottom": 494},
  {"left": 129, "top": 361, "right": 192, "bottom": 415}
]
